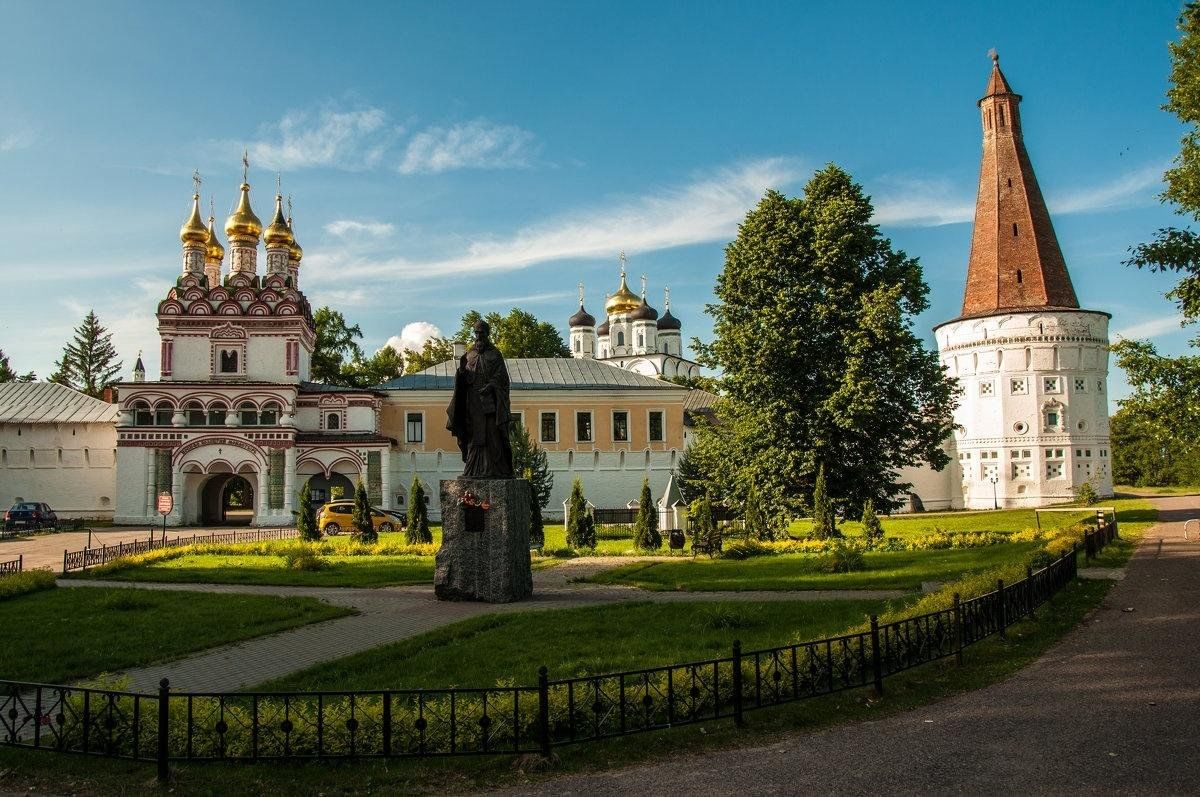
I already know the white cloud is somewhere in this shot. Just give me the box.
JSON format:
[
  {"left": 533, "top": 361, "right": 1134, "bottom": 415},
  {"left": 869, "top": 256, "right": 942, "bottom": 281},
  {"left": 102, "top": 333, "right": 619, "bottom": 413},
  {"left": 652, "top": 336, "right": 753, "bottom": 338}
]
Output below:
[
  {"left": 871, "top": 163, "right": 1166, "bottom": 228},
  {"left": 305, "top": 158, "right": 800, "bottom": 283},
  {"left": 325, "top": 219, "right": 395, "bottom": 238},
  {"left": 0, "top": 129, "right": 34, "bottom": 152},
  {"left": 386, "top": 322, "right": 443, "bottom": 355},
  {"left": 1113, "top": 315, "right": 1187, "bottom": 340},
  {"left": 399, "top": 119, "right": 536, "bottom": 175},
  {"left": 228, "top": 106, "right": 396, "bottom": 171}
]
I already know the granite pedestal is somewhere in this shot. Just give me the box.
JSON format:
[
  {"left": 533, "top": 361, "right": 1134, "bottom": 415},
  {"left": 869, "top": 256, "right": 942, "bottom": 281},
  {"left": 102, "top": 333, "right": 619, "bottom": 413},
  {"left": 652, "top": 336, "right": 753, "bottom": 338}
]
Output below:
[{"left": 435, "top": 478, "right": 534, "bottom": 603}]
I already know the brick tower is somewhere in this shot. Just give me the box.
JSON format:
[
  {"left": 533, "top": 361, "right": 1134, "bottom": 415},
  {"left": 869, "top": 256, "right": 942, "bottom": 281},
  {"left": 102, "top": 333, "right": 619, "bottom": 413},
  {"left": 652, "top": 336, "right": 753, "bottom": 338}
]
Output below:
[{"left": 928, "top": 54, "right": 1113, "bottom": 510}]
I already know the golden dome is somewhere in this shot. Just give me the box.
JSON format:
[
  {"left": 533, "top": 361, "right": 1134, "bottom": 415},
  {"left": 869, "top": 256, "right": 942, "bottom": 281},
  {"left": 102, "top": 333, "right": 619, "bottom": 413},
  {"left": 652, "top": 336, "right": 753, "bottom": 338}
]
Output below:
[
  {"left": 224, "top": 182, "right": 262, "bottom": 241},
  {"left": 179, "top": 193, "right": 208, "bottom": 246},
  {"left": 605, "top": 272, "right": 641, "bottom": 316},
  {"left": 264, "top": 194, "right": 295, "bottom": 248},
  {"left": 287, "top": 218, "right": 304, "bottom": 263},
  {"left": 205, "top": 215, "right": 225, "bottom": 262}
]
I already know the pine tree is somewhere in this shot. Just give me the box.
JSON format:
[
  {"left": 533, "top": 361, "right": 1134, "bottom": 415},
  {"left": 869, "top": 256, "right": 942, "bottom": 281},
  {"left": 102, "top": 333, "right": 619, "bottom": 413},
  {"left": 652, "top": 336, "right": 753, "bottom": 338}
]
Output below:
[
  {"left": 351, "top": 478, "right": 377, "bottom": 543},
  {"left": 690, "top": 492, "right": 720, "bottom": 552},
  {"left": 744, "top": 479, "right": 773, "bottom": 541},
  {"left": 510, "top": 417, "right": 552, "bottom": 547},
  {"left": 51, "top": 311, "right": 123, "bottom": 397},
  {"left": 407, "top": 476, "right": 432, "bottom": 544},
  {"left": 811, "top": 464, "right": 837, "bottom": 540},
  {"left": 296, "top": 479, "right": 320, "bottom": 541},
  {"left": 861, "top": 498, "right": 884, "bottom": 548},
  {"left": 633, "top": 478, "right": 662, "bottom": 550},
  {"left": 565, "top": 478, "right": 595, "bottom": 549},
  {"left": 0, "top": 350, "right": 35, "bottom": 383}
]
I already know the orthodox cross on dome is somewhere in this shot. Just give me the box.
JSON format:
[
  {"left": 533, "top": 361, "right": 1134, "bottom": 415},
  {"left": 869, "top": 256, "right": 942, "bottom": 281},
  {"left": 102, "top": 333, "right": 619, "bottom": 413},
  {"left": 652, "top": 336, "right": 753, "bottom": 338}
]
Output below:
[
  {"left": 664, "top": 286, "right": 671, "bottom": 310},
  {"left": 192, "top": 170, "right": 201, "bottom": 195},
  {"left": 276, "top": 172, "right": 282, "bottom": 194},
  {"left": 988, "top": 47, "right": 999, "bottom": 65},
  {"left": 640, "top": 273, "right": 647, "bottom": 298},
  {"left": 287, "top": 195, "right": 294, "bottom": 223},
  {"left": 577, "top": 281, "right": 585, "bottom": 305},
  {"left": 242, "top": 149, "right": 250, "bottom": 182},
  {"left": 209, "top": 197, "right": 215, "bottom": 218},
  {"left": 618, "top": 251, "right": 627, "bottom": 277}
]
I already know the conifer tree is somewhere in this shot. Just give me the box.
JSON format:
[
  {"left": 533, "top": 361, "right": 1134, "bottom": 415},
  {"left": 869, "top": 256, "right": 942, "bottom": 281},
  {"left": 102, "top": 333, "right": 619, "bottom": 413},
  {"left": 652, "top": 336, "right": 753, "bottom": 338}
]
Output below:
[
  {"left": 51, "top": 311, "right": 122, "bottom": 397},
  {"left": 407, "top": 476, "right": 432, "bottom": 544},
  {"left": 351, "top": 478, "right": 377, "bottom": 543},
  {"left": 743, "top": 479, "right": 773, "bottom": 541},
  {"left": 689, "top": 491, "right": 720, "bottom": 552},
  {"left": 811, "top": 464, "right": 836, "bottom": 540},
  {"left": 861, "top": 498, "right": 884, "bottom": 548},
  {"left": 565, "top": 478, "right": 595, "bottom": 549},
  {"left": 0, "top": 350, "right": 35, "bottom": 383},
  {"left": 633, "top": 478, "right": 662, "bottom": 550},
  {"left": 296, "top": 479, "right": 320, "bottom": 541},
  {"left": 510, "top": 418, "right": 552, "bottom": 547}
]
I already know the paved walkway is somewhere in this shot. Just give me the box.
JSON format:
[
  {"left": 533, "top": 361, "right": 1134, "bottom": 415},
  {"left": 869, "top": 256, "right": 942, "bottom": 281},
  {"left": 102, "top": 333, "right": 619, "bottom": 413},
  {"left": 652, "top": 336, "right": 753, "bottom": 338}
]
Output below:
[
  {"left": 487, "top": 495, "right": 1200, "bottom": 796},
  {"left": 0, "top": 525, "right": 243, "bottom": 572},
  {"left": 59, "top": 565, "right": 905, "bottom": 693}
]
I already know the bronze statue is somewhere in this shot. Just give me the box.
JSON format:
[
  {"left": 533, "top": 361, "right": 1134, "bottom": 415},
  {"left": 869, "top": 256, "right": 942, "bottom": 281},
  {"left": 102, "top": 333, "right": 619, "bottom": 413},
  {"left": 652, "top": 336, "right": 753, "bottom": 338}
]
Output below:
[{"left": 446, "top": 320, "right": 515, "bottom": 478}]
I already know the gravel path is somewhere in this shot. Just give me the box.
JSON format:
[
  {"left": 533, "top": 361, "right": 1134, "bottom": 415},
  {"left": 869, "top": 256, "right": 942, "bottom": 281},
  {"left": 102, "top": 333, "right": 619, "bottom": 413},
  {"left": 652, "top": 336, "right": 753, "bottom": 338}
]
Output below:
[{"left": 487, "top": 495, "right": 1200, "bottom": 796}]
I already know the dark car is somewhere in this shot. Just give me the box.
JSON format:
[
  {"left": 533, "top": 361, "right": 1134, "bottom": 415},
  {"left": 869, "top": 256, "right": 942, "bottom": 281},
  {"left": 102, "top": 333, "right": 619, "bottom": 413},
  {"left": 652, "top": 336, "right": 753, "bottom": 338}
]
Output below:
[{"left": 4, "top": 502, "right": 58, "bottom": 531}]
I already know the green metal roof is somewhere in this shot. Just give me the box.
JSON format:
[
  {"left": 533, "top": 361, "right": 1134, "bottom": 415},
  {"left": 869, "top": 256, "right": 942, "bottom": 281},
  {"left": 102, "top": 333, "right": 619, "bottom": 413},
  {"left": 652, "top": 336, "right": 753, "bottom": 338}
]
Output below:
[{"left": 376, "top": 358, "right": 688, "bottom": 391}]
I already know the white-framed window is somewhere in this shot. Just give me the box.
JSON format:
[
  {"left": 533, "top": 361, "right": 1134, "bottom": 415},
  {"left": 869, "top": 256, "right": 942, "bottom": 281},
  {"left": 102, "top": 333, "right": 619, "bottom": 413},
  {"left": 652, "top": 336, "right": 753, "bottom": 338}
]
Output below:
[
  {"left": 239, "top": 402, "right": 258, "bottom": 426},
  {"left": 540, "top": 411, "right": 558, "bottom": 443},
  {"left": 1046, "top": 462, "right": 1064, "bottom": 479},
  {"left": 219, "top": 349, "right": 240, "bottom": 374},
  {"left": 1010, "top": 377, "right": 1028, "bottom": 395},
  {"left": 648, "top": 410, "right": 665, "bottom": 442},
  {"left": 1043, "top": 376, "right": 1061, "bottom": 394},
  {"left": 612, "top": 410, "right": 629, "bottom": 442},
  {"left": 1097, "top": 380, "right": 1105, "bottom": 393},
  {"left": 1011, "top": 461, "right": 1032, "bottom": 479},
  {"left": 511, "top": 411, "right": 524, "bottom": 431},
  {"left": 1073, "top": 377, "right": 1087, "bottom": 392},
  {"left": 185, "top": 401, "right": 206, "bottom": 426},
  {"left": 260, "top": 402, "right": 280, "bottom": 426},
  {"left": 1099, "top": 449, "right": 1108, "bottom": 458},
  {"left": 1013, "top": 421, "right": 1029, "bottom": 435},
  {"left": 1075, "top": 448, "right": 1092, "bottom": 458},
  {"left": 406, "top": 412, "right": 424, "bottom": 443},
  {"left": 574, "top": 338, "right": 581, "bottom": 353},
  {"left": 207, "top": 402, "right": 228, "bottom": 425},
  {"left": 1045, "top": 448, "right": 1065, "bottom": 459},
  {"left": 979, "top": 381, "right": 995, "bottom": 397},
  {"left": 637, "top": 333, "right": 644, "bottom": 348},
  {"left": 576, "top": 411, "right": 593, "bottom": 443},
  {"left": 981, "top": 462, "right": 1000, "bottom": 480},
  {"left": 326, "top": 413, "right": 341, "bottom": 431}
]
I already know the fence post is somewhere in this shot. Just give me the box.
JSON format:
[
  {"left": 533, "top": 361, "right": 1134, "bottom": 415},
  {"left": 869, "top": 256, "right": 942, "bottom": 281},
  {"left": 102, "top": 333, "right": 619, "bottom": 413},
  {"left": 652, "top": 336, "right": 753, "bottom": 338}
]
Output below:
[
  {"left": 17, "top": 554, "right": 21, "bottom": 572},
  {"left": 382, "top": 691, "right": 392, "bottom": 757},
  {"left": 1026, "top": 565, "right": 1035, "bottom": 619},
  {"left": 62, "top": 549, "right": 68, "bottom": 574},
  {"left": 537, "top": 666, "right": 552, "bottom": 758},
  {"left": 869, "top": 616, "right": 884, "bottom": 696},
  {"left": 953, "top": 593, "right": 964, "bottom": 665},
  {"left": 157, "top": 679, "right": 170, "bottom": 782},
  {"left": 731, "top": 640, "right": 745, "bottom": 727},
  {"left": 997, "top": 579, "right": 1007, "bottom": 639}
]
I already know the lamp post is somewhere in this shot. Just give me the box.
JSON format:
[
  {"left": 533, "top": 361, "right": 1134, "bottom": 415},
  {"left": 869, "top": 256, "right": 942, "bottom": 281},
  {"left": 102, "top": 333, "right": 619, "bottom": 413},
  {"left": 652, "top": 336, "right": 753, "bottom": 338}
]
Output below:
[{"left": 988, "top": 475, "right": 999, "bottom": 510}]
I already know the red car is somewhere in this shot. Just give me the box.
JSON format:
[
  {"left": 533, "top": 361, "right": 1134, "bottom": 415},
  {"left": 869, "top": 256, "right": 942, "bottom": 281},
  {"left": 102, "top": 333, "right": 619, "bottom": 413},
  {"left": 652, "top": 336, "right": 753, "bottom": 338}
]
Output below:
[{"left": 4, "top": 502, "right": 58, "bottom": 531}]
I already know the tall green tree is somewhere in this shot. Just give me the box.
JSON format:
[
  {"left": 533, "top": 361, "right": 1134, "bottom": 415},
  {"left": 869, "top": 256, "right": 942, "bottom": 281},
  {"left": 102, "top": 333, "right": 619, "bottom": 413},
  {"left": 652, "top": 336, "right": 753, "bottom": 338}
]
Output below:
[
  {"left": 565, "top": 478, "right": 595, "bottom": 549},
  {"left": 689, "top": 492, "right": 720, "bottom": 552},
  {"left": 510, "top": 418, "right": 552, "bottom": 547},
  {"left": 296, "top": 479, "right": 320, "bottom": 541},
  {"left": 1115, "top": 5, "right": 1200, "bottom": 450},
  {"left": 861, "top": 498, "right": 884, "bottom": 548},
  {"left": 633, "top": 478, "right": 662, "bottom": 550},
  {"left": 743, "top": 479, "right": 773, "bottom": 541},
  {"left": 403, "top": 337, "right": 456, "bottom": 373},
  {"left": 691, "top": 169, "right": 956, "bottom": 519},
  {"left": 0, "top": 350, "right": 35, "bottom": 383},
  {"left": 406, "top": 476, "right": 432, "bottom": 544},
  {"left": 456, "top": 308, "right": 570, "bottom": 358},
  {"left": 50, "top": 311, "right": 122, "bottom": 397},
  {"left": 811, "top": 463, "right": 836, "bottom": 540},
  {"left": 351, "top": 478, "right": 377, "bottom": 543},
  {"left": 311, "top": 307, "right": 364, "bottom": 384},
  {"left": 1111, "top": 406, "right": 1200, "bottom": 486},
  {"left": 342, "top": 346, "right": 405, "bottom": 387}
]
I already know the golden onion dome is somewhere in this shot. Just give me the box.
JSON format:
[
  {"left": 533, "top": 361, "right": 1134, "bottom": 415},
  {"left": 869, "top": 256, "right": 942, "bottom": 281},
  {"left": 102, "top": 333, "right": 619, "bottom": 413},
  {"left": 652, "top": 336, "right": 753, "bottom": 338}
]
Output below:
[
  {"left": 605, "top": 273, "right": 641, "bottom": 316},
  {"left": 287, "top": 219, "right": 303, "bottom": 263},
  {"left": 179, "top": 193, "right": 208, "bottom": 246},
  {"left": 224, "top": 182, "right": 262, "bottom": 240},
  {"left": 205, "top": 215, "right": 225, "bottom": 262},
  {"left": 264, "top": 194, "right": 295, "bottom": 248}
]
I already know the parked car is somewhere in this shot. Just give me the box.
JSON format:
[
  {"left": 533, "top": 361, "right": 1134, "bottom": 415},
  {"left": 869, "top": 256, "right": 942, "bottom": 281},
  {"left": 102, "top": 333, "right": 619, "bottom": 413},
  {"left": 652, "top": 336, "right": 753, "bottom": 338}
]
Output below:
[
  {"left": 4, "top": 502, "right": 58, "bottom": 531},
  {"left": 316, "top": 501, "right": 406, "bottom": 535}
]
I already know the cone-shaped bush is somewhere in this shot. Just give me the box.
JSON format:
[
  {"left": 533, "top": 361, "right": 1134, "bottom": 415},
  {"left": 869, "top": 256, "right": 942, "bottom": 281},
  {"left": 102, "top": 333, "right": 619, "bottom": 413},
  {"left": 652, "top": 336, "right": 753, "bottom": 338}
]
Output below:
[
  {"left": 565, "top": 478, "right": 596, "bottom": 549},
  {"left": 407, "top": 476, "right": 432, "bottom": 544},
  {"left": 811, "top": 464, "right": 836, "bottom": 540},
  {"left": 633, "top": 478, "right": 662, "bottom": 550},
  {"left": 352, "top": 478, "right": 377, "bottom": 543},
  {"left": 296, "top": 479, "right": 320, "bottom": 541},
  {"left": 862, "top": 498, "right": 883, "bottom": 547}
]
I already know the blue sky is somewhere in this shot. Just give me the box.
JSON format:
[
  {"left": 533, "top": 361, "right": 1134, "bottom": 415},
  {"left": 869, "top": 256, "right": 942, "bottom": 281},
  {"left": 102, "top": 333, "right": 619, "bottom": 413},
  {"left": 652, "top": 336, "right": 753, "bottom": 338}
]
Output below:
[{"left": 0, "top": 0, "right": 1190, "bottom": 410}]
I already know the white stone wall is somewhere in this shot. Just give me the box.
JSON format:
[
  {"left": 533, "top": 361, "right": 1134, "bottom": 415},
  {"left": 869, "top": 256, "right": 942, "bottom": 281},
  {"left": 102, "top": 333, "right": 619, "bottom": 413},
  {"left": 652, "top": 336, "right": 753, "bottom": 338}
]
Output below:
[
  {"left": 168, "top": 336, "right": 212, "bottom": 381},
  {"left": 0, "top": 422, "right": 119, "bottom": 518}
]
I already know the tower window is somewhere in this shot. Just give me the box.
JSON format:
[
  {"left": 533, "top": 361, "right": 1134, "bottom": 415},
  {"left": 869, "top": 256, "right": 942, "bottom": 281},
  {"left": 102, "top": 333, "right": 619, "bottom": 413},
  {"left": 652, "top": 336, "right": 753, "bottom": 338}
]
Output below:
[
  {"left": 617, "top": 331, "right": 625, "bottom": 347},
  {"left": 239, "top": 402, "right": 258, "bottom": 426},
  {"left": 574, "top": 339, "right": 580, "bottom": 353},
  {"left": 326, "top": 413, "right": 340, "bottom": 431},
  {"left": 998, "top": 106, "right": 1005, "bottom": 126},
  {"left": 220, "top": 350, "right": 239, "bottom": 373},
  {"left": 1012, "top": 223, "right": 1018, "bottom": 237},
  {"left": 1016, "top": 269, "right": 1023, "bottom": 284},
  {"left": 1007, "top": 178, "right": 1012, "bottom": 188},
  {"left": 637, "top": 333, "right": 644, "bottom": 348}
]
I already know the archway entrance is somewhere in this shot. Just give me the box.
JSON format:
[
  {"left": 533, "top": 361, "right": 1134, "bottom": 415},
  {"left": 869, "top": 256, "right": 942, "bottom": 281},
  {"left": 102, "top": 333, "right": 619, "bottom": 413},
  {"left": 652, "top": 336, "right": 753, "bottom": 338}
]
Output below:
[{"left": 200, "top": 474, "right": 256, "bottom": 526}]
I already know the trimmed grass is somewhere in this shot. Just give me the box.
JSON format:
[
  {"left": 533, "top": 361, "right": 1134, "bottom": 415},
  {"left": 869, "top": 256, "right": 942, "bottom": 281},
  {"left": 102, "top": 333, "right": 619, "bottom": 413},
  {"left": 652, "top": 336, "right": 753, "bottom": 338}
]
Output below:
[
  {"left": 584, "top": 543, "right": 1039, "bottom": 592},
  {"left": 259, "top": 598, "right": 896, "bottom": 692},
  {"left": 0, "top": 587, "right": 352, "bottom": 684},
  {"left": 91, "top": 553, "right": 435, "bottom": 588},
  {"left": 1114, "top": 484, "right": 1200, "bottom": 496}
]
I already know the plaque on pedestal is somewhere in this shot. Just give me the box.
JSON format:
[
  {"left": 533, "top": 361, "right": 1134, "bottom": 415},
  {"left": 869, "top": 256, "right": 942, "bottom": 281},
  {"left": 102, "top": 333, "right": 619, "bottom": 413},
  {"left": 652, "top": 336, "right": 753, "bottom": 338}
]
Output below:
[{"left": 435, "top": 478, "right": 533, "bottom": 603}]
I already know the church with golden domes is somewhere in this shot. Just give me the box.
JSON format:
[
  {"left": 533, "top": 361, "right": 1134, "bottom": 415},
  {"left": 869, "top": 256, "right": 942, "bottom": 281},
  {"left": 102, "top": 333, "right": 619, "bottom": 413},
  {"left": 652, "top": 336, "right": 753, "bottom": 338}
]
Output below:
[{"left": 568, "top": 254, "right": 700, "bottom": 380}]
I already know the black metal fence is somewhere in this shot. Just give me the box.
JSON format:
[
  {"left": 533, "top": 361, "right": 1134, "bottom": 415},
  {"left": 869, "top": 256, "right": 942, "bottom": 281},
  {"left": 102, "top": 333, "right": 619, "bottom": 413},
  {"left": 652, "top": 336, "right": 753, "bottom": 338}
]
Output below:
[
  {"left": 61, "top": 527, "right": 299, "bottom": 574},
  {"left": 4, "top": 531, "right": 1111, "bottom": 779},
  {"left": 0, "top": 555, "right": 22, "bottom": 577}
]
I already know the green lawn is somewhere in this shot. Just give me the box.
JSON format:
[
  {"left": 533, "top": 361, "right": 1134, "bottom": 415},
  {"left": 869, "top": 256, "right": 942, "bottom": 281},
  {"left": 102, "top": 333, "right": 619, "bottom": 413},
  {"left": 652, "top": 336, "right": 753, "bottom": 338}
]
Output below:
[
  {"left": 584, "top": 543, "right": 1040, "bottom": 592},
  {"left": 258, "top": 598, "right": 895, "bottom": 691},
  {"left": 0, "top": 587, "right": 351, "bottom": 684},
  {"left": 89, "top": 553, "right": 434, "bottom": 588},
  {"left": 1114, "top": 484, "right": 1200, "bottom": 496}
]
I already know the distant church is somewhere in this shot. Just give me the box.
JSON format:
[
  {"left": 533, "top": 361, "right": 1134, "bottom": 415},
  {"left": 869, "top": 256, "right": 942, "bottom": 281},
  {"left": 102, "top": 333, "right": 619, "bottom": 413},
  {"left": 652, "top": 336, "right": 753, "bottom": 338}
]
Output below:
[
  {"left": 566, "top": 255, "right": 700, "bottom": 380},
  {"left": 905, "top": 54, "right": 1113, "bottom": 510}
]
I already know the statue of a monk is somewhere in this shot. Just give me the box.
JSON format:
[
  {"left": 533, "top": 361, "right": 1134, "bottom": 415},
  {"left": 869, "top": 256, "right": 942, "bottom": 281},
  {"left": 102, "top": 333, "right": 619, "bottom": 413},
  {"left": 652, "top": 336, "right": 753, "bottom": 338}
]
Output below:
[{"left": 446, "top": 320, "right": 515, "bottom": 478}]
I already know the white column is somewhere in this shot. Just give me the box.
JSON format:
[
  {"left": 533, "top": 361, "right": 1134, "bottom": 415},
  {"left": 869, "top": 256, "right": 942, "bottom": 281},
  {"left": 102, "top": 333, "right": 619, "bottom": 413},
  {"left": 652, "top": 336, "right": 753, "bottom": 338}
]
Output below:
[
  {"left": 170, "top": 462, "right": 183, "bottom": 527},
  {"left": 145, "top": 451, "right": 156, "bottom": 518},
  {"left": 256, "top": 469, "right": 269, "bottom": 525},
  {"left": 283, "top": 446, "right": 297, "bottom": 516},
  {"left": 381, "top": 450, "right": 393, "bottom": 510}
]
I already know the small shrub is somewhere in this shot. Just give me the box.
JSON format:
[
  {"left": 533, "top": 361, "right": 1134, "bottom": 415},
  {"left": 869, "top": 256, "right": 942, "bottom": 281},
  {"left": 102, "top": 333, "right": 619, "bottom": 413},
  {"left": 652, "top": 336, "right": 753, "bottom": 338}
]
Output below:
[
  {"left": 817, "top": 541, "right": 866, "bottom": 573},
  {"left": 633, "top": 478, "right": 662, "bottom": 550},
  {"left": 721, "top": 539, "right": 774, "bottom": 560},
  {"left": 811, "top": 464, "right": 837, "bottom": 540},
  {"left": 595, "top": 524, "right": 634, "bottom": 540},
  {"left": 406, "top": 477, "right": 432, "bottom": 545},
  {"left": 565, "top": 479, "right": 596, "bottom": 549},
  {"left": 861, "top": 499, "right": 884, "bottom": 548},
  {"left": 351, "top": 479, "right": 377, "bottom": 544},
  {"left": 98, "top": 590, "right": 157, "bottom": 611},
  {"left": 281, "top": 545, "right": 327, "bottom": 572},
  {"left": 1074, "top": 480, "right": 1099, "bottom": 506},
  {"left": 0, "top": 569, "right": 57, "bottom": 600},
  {"left": 697, "top": 604, "right": 754, "bottom": 631}
]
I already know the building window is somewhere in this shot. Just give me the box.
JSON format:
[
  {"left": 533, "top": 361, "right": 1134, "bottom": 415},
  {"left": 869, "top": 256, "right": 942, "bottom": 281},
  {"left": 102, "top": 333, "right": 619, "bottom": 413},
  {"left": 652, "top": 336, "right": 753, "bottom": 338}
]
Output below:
[
  {"left": 208, "top": 402, "right": 227, "bottom": 425},
  {"left": 979, "top": 381, "right": 995, "bottom": 397},
  {"left": 239, "top": 402, "right": 258, "bottom": 426},
  {"left": 649, "top": 411, "right": 664, "bottom": 442},
  {"left": 133, "top": 401, "right": 153, "bottom": 426},
  {"left": 1073, "top": 378, "right": 1087, "bottom": 392},
  {"left": 285, "top": 340, "right": 299, "bottom": 374},
  {"left": 220, "top": 350, "right": 239, "bottom": 373},
  {"left": 540, "top": 412, "right": 557, "bottom": 443},
  {"left": 1010, "top": 377, "right": 1028, "bottom": 395},
  {"left": 576, "top": 411, "right": 593, "bottom": 442},
  {"left": 1043, "top": 376, "right": 1061, "bottom": 394},
  {"left": 511, "top": 411, "right": 524, "bottom": 431},
  {"left": 1013, "top": 421, "right": 1028, "bottom": 435},
  {"left": 1097, "top": 380, "right": 1104, "bottom": 393},
  {"left": 1016, "top": 269, "right": 1023, "bottom": 284},
  {"left": 406, "top": 412, "right": 424, "bottom": 443},
  {"left": 154, "top": 401, "right": 174, "bottom": 426},
  {"left": 185, "top": 401, "right": 206, "bottom": 426},
  {"left": 612, "top": 411, "right": 629, "bottom": 442},
  {"left": 1099, "top": 449, "right": 1108, "bottom": 458},
  {"left": 326, "top": 413, "right": 341, "bottom": 431},
  {"left": 637, "top": 333, "right": 644, "bottom": 348},
  {"left": 617, "top": 331, "right": 625, "bottom": 347},
  {"left": 1046, "top": 448, "right": 1065, "bottom": 459},
  {"left": 1046, "top": 462, "right": 1064, "bottom": 479},
  {"left": 260, "top": 402, "right": 280, "bottom": 426},
  {"left": 574, "top": 339, "right": 580, "bottom": 353},
  {"left": 161, "top": 340, "right": 174, "bottom": 376}
]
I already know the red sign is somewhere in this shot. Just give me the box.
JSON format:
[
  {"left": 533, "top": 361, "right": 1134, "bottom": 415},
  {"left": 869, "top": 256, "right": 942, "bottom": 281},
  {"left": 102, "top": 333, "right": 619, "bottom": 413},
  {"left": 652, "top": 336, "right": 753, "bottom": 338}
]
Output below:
[{"left": 157, "top": 492, "right": 173, "bottom": 515}]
